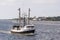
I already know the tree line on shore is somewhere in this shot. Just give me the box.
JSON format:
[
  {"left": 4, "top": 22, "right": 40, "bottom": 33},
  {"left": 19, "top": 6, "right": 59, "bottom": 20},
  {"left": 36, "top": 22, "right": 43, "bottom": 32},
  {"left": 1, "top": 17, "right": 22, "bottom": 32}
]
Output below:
[
  {"left": 10, "top": 16, "right": 60, "bottom": 21},
  {"left": 42, "top": 16, "right": 60, "bottom": 21}
]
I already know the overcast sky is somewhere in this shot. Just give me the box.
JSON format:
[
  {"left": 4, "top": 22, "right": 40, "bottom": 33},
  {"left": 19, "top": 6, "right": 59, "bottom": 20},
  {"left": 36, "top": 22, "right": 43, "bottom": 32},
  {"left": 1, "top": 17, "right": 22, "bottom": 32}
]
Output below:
[{"left": 0, "top": 0, "right": 60, "bottom": 19}]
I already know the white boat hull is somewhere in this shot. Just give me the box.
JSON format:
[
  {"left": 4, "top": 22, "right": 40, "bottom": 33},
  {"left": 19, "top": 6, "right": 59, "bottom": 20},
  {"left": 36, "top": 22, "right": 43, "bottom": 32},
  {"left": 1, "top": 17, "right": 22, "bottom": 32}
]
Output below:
[
  {"left": 11, "top": 30, "right": 35, "bottom": 34},
  {"left": 11, "top": 25, "right": 35, "bottom": 34}
]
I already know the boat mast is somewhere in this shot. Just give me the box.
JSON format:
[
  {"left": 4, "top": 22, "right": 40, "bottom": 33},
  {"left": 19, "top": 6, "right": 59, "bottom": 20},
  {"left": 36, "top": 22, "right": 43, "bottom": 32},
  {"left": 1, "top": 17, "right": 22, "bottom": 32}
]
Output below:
[
  {"left": 18, "top": 8, "right": 21, "bottom": 27},
  {"left": 28, "top": 8, "right": 30, "bottom": 24}
]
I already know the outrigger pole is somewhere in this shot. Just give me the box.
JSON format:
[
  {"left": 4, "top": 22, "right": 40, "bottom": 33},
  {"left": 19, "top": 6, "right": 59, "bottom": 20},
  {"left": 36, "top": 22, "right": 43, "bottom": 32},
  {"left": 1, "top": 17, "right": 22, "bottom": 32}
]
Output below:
[
  {"left": 18, "top": 8, "right": 21, "bottom": 27},
  {"left": 28, "top": 8, "right": 30, "bottom": 24}
]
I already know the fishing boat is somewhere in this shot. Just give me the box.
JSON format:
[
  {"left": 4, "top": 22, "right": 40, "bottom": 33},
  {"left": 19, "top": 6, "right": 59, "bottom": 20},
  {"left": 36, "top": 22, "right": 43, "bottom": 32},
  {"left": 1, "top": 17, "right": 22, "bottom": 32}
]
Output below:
[
  {"left": 11, "top": 25, "right": 35, "bottom": 34},
  {"left": 11, "top": 8, "right": 35, "bottom": 34}
]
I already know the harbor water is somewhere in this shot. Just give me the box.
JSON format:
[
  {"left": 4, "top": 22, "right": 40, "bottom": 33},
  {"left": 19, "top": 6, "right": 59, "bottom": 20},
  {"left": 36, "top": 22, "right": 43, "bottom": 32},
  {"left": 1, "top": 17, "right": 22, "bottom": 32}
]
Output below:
[{"left": 0, "top": 20, "right": 60, "bottom": 40}]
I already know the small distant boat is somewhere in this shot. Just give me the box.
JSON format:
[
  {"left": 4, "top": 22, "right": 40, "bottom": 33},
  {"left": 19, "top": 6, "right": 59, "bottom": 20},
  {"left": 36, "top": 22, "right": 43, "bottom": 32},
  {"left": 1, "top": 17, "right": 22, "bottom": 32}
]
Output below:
[{"left": 11, "top": 8, "right": 35, "bottom": 34}]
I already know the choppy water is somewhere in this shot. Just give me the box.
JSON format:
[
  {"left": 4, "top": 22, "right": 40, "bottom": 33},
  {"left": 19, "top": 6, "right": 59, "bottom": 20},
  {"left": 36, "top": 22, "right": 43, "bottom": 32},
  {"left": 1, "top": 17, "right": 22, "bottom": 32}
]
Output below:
[{"left": 0, "top": 20, "right": 60, "bottom": 40}]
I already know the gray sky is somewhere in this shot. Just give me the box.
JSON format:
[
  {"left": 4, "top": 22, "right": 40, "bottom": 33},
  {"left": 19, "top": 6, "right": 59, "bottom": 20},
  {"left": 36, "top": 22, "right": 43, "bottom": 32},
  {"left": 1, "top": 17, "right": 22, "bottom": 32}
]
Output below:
[{"left": 0, "top": 0, "right": 60, "bottom": 19}]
